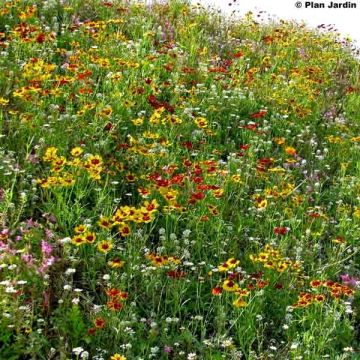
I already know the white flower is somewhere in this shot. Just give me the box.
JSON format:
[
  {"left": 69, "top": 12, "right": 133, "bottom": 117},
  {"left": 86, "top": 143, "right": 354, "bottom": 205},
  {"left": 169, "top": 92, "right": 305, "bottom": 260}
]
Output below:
[
  {"left": 183, "top": 229, "right": 191, "bottom": 237},
  {"left": 59, "top": 237, "right": 71, "bottom": 244},
  {"left": 150, "top": 346, "right": 159, "bottom": 353},
  {"left": 0, "top": 280, "right": 11, "bottom": 286},
  {"left": 221, "top": 339, "right": 233, "bottom": 348},
  {"left": 72, "top": 347, "right": 84, "bottom": 356},
  {"left": 80, "top": 351, "right": 89, "bottom": 359},
  {"left": 65, "top": 268, "right": 76, "bottom": 275},
  {"left": 5, "top": 286, "right": 17, "bottom": 293}
]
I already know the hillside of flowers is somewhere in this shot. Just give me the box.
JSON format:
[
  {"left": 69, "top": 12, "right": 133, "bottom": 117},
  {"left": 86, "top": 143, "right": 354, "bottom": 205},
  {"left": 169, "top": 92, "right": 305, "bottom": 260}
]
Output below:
[{"left": 0, "top": 0, "right": 360, "bottom": 359}]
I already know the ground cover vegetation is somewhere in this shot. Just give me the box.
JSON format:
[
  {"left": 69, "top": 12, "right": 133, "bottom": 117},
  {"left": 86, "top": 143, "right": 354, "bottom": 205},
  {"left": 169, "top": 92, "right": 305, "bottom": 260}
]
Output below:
[{"left": 0, "top": 0, "right": 360, "bottom": 359}]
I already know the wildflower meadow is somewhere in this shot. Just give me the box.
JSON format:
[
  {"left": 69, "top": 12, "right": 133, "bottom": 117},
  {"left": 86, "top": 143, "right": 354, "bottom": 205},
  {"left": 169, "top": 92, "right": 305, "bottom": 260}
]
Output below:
[{"left": 0, "top": 0, "right": 359, "bottom": 359}]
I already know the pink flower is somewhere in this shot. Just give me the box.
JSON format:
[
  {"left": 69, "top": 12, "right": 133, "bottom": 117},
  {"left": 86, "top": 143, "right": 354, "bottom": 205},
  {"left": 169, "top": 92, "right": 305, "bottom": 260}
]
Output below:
[
  {"left": 340, "top": 274, "right": 358, "bottom": 288},
  {"left": 41, "top": 241, "right": 53, "bottom": 257}
]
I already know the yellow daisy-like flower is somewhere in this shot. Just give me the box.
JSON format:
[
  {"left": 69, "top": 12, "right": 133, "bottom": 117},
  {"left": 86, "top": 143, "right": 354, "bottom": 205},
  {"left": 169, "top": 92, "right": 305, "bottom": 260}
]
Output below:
[
  {"left": 226, "top": 258, "right": 240, "bottom": 269},
  {"left": 87, "top": 154, "right": 103, "bottom": 167},
  {"left": 131, "top": 117, "right": 144, "bottom": 126},
  {"left": 233, "top": 297, "right": 248, "bottom": 308},
  {"left": 43, "top": 147, "right": 58, "bottom": 162},
  {"left": 84, "top": 232, "right": 96, "bottom": 244},
  {"left": 194, "top": 117, "right": 208, "bottom": 128},
  {"left": 257, "top": 199, "right": 268, "bottom": 209},
  {"left": 222, "top": 279, "right": 239, "bottom": 292},
  {"left": 110, "top": 354, "right": 126, "bottom": 360},
  {"left": 97, "top": 240, "right": 113, "bottom": 254},
  {"left": 98, "top": 216, "right": 113, "bottom": 229},
  {"left": 231, "top": 175, "right": 243, "bottom": 183},
  {"left": 108, "top": 258, "right": 125, "bottom": 268},
  {"left": 0, "top": 97, "right": 9, "bottom": 106},
  {"left": 71, "top": 235, "right": 86, "bottom": 246},
  {"left": 71, "top": 147, "right": 83, "bottom": 157},
  {"left": 74, "top": 224, "right": 87, "bottom": 234}
]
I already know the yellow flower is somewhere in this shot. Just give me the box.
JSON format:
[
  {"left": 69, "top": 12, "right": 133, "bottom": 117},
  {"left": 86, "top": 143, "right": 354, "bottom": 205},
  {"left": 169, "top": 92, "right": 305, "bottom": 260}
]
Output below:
[
  {"left": 98, "top": 240, "right": 113, "bottom": 253},
  {"left": 0, "top": 97, "right": 9, "bottom": 106},
  {"left": 71, "top": 147, "right": 83, "bottom": 157},
  {"left": 87, "top": 154, "right": 103, "bottom": 167},
  {"left": 231, "top": 175, "right": 243, "bottom": 183},
  {"left": 354, "top": 207, "right": 360, "bottom": 219},
  {"left": 233, "top": 297, "right": 248, "bottom": 308},
  {"left": 218, "top": 262, "right": 230, "bottom": 272},
  {"left": 131, "top": 117, "right": 144, "bottom": 126},
  {"left": 98, "top": 217, "right": 113, "bottom": 229},
  {"left": 222, "top": 279, "right": 239, "bottom": 292},
  {"left": 84, "top": 232, "right": 97, "bottom": 244},
  {"left": 274, "top": 137, "right": 285, "bottom": 145},
  {"left": 110, "top": 355, "right": 126, "bottom": 360},
  {"left": 108, "top": 258, "right": 125, "bottom": 268},
  {"left": 236, "top": 288, "right": 250, "bottom": 297},
  {"left": 71, "top": 235, "right": 86, "bottom": 246},
  {"left": 226, "top": 258, "right": 240, "bottom": 269},
  {"left": 43, "top": 147, "right": 58, "bottom": 162},
  {"left": 99, "top": 106, "right": 112, "bottom": 117},
  {"left": 257, "top": 199, "right": 268, "bottom": 209},
  {"left": 74, "top": 224, "right": 87, "bottom": 234},
  {"left": 194, "top": 117, "right": 208, "bottom": 128}
]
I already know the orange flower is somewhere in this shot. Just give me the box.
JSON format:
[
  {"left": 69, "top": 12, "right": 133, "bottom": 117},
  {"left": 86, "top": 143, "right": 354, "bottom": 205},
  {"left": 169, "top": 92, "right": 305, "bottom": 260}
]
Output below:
[
  {"left": 211, "top": 287, "right": 223, "bottom": 296},
  {"left": 108, "top": 258, "right": 125, "bottom": 268},
  {"left": 314, "top": 294, "right": 326, "bottom": 303},
  {"left": 285, "top": 146, "right": 297, "bottom": 156},
  {"left": 107, "top": 300, "right": 123, "bottom": 311},
  {"left": 310, "top": 280, "right": 322, "bottom": 288}
]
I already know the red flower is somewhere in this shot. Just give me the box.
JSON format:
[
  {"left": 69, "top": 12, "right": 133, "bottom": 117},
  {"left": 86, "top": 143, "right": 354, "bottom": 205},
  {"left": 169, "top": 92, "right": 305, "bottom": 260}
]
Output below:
[
  {"left": 250, "top": 110, "right": 267, "bottom": 119},
  {"left": 191, "top": 192, "right": 205, "bottom": 201},
  {"left": 87, "top": 327, "right": 97, "bottom": 335},
  {"left": 212, "top": 287, "right": 223, "bottom": 296},
  {"left": 167, "top": 270, "right": 186, "bottom": 279},
  {"left": 274, "top": 227, "right": 288, "bottom": 236},
  {"left": 233, "top": 51, "right": 244, "bottom": 58},
  {"left": 256, "top": 280, "right": 269, "bottom": 289},
  {"left": 107, "top": 300, "right": 123, "bottom": 311},
  {"left": 36, "top": 33, "right": 46, "bottom": 43},
  {"left": 94, "top": 317, "right": 105, "bottom": 329},
  {"left": 240, "top": 144, "right": 250, "bottom": 150},
  {"left": 181, "top": 141, "right": 193, "bottom": 150}
]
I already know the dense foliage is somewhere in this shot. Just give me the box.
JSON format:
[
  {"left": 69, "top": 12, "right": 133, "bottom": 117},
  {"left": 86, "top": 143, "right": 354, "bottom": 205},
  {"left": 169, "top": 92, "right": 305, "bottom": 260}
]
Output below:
[{"left": 0, "top": 0, "right": 359, "bottom": 359}]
